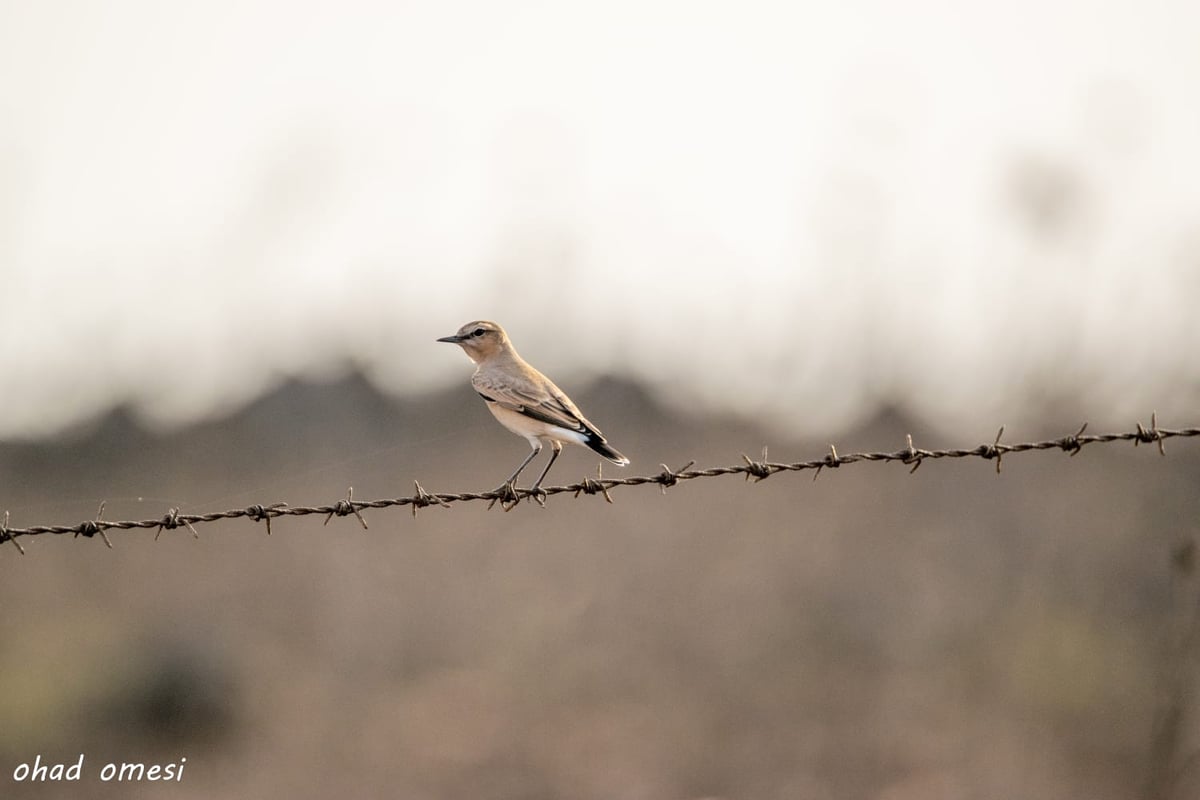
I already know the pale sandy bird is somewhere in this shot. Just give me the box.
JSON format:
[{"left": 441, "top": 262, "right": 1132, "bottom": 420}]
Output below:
[{"left": 437, "top": 320, "right": 629, "bottom": 497}]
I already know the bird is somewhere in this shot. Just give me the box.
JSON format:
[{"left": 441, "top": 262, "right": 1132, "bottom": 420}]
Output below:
[{"left": 437, "top": 320, "right": 629, "bottom": 503}]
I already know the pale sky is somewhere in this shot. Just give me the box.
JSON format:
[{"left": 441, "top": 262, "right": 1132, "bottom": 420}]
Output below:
[{"left": 1, "top": 0, "right": 1198, "bottom": 439}]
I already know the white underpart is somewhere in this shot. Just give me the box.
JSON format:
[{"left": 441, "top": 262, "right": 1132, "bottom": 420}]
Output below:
[{"left": 486, "top": 403, "right": 589, "bottom": 449}]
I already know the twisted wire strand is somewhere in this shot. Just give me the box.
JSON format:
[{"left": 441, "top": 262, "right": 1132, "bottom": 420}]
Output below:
[{"left": 1, "top": 416, "right": 1196, "bottom": 552}]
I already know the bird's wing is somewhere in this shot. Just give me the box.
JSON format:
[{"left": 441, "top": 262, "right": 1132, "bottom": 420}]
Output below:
[{"left": 472, "top": 369, "right": 596, "bottom": 435}]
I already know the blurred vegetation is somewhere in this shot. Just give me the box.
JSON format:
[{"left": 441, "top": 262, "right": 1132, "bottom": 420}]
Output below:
[{"left": 2, "top": 375, "right": 1199, "bottom": 799}]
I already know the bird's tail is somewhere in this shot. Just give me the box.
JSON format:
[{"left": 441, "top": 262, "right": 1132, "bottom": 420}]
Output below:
[{"left": 586, "top": 436, "right": 630, "bottom": 466}]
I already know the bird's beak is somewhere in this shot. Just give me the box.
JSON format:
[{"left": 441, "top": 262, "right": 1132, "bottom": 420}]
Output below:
[{"left": 436, "top": 334, "right": 465, "bottom": 343}]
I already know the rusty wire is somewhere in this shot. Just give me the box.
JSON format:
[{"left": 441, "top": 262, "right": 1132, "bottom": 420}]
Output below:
[{"left": 1, "top": 414, "right": 1196, "bottom": 552}]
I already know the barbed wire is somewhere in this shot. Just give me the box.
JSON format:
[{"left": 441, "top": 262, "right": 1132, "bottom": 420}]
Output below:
[{"left": 1, "top": 414, "right": 1196, "bottom": 553}]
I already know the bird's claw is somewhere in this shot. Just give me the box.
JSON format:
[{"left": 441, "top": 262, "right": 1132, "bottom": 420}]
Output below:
[
  {"left": 488, "top": 481, "right": 522, "bottom": 511},
  {"left": 529, "top": 485, "right": 548, "bottom": 507}
]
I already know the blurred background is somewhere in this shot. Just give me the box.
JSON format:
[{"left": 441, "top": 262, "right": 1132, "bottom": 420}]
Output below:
[{"left": 3, "top": 1, "right": 1200, "bottom": 797}]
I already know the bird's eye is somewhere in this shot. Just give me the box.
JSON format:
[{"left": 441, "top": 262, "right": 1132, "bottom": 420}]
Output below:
[{"left": 472, "top": 328, "right": 485, "bottom": 337}]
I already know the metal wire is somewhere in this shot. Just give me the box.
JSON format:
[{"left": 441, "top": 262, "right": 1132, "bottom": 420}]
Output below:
[{"left": 1, "top": 414, "right": 1196, "bottom": 552}]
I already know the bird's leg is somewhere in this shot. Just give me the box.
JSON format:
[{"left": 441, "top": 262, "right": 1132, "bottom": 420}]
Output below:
[
  {"left": 490, "top": 442, "right": 541, "bottom": 510},
  {"left": 505, "top": 442, "right": 542, "bottom": 487},
  {"left": 528, "top": 441, "right": 562, "bottom": 507}
]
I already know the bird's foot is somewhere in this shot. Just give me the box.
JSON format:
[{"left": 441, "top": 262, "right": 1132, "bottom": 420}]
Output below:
[
  {"left": 487, "top": 481, "right": 522, "bottom": 511},
  {"left": 529, "top": 484, "right": 548, "bottom": 508}
]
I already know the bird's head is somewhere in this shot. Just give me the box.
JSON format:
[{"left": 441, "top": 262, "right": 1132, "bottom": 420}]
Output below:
[{"left": 437, "top": 320, "right": 509, "bottom": 363}]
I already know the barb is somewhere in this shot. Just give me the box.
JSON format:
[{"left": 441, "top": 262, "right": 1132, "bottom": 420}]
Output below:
[
  {"left": 3, "top": 418, "right": 1198, "bottom": 548},
  {"left": 324, "top": 486, "right": 368, "bottom": 530},
  {"left": 2, "top": 510, "right": 23, "bottom": 555}
]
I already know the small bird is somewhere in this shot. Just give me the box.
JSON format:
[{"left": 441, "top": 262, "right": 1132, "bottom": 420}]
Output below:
[{"left": 437, "top": 320, "right": 629, "bottom": 501}]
